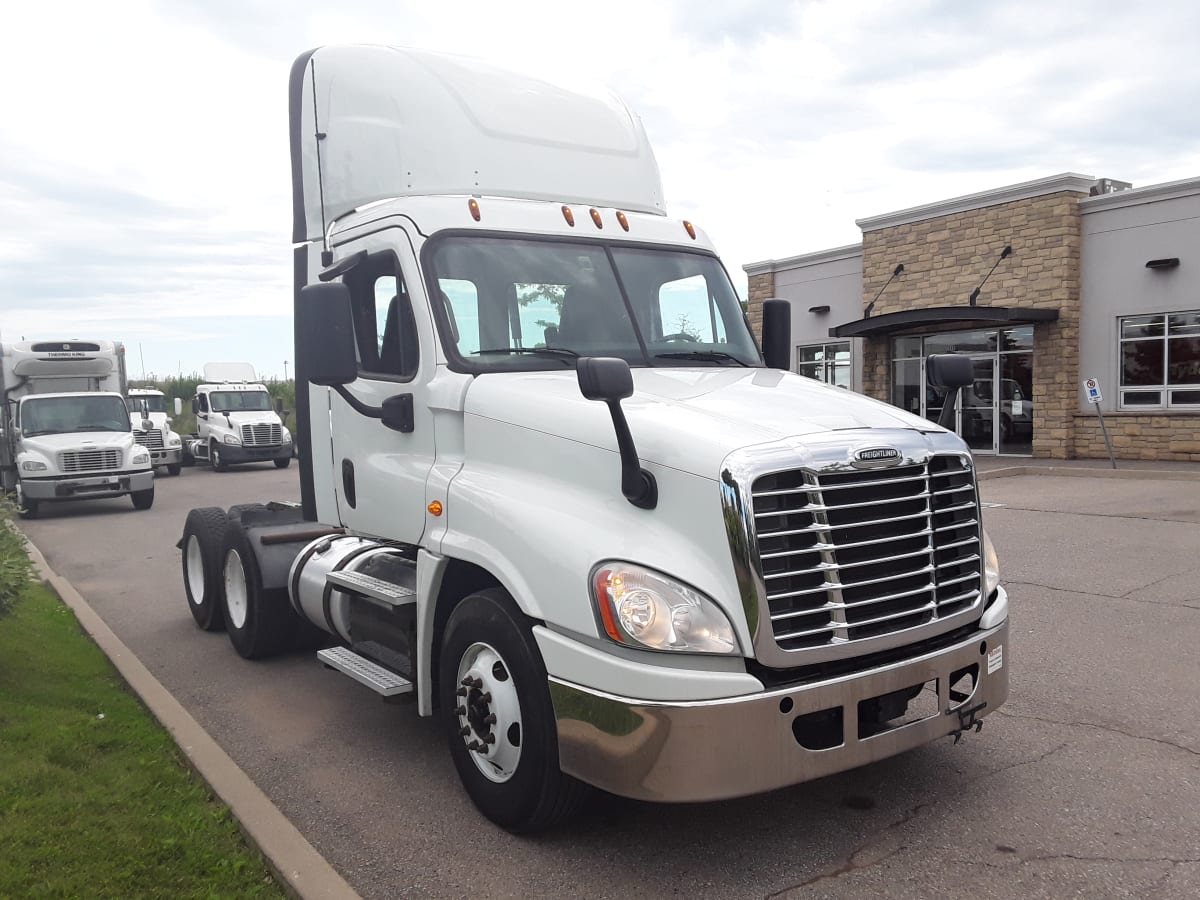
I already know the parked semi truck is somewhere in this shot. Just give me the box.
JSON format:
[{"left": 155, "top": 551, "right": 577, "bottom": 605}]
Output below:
[
  {"left": 181, "top": 363, "right": 292, "bottom": 471},
  {"left": 127, "top": 387, "right": 184, "bottom": 476},
  {"left": 2, "top": 339, "right": 153, "bottom": 517},
  {"left": 178, "top": 46, "right": 1008, "bottom": 832}
]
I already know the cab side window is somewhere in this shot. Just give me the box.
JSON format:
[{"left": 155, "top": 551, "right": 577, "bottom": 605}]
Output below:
[
  {"left": 345, "top": 252, "right": 419, "bottom": 380},
  {"left": 198, "top": 394, "right": 209, "bottom": 413}
]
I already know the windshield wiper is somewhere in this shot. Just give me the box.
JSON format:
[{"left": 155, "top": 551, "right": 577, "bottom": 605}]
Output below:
[
  {"left": 23, "top": 429, "right": 59, "bottom": 437},
  {"left": 655, "top": 351, "right": 751, "bottom": 367},
  {"left": 474, "top": 347, "right": 579, "bottom": 365},
  {"left": 77, "top": 425, "right": 118, "bottom": 431}
]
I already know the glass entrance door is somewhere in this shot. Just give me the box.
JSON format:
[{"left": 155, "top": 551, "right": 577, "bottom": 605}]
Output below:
[{"left": 958, "top": 357, "right": 997, "bottom": 453}]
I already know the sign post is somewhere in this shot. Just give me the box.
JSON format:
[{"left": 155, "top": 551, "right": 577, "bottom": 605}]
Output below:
[{"left": 1084, "top": 377, "right": 1116, "bottom": 469}]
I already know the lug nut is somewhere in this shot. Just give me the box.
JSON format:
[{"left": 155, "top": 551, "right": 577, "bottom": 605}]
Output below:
[
  {"left": 483, "top": 713, "right": 497, "bottom": 725},
  {"left": 482, "top": 732, "right": 496, "bottom": 745},
  {"left": 456, "top": 687, "right": 467, "bottom": 697},
  {"left": 459, "top": 726, "right": 471, "bottom": 736},
  {"left": 461, "top": 677, "right": 473, "bottom": 687},
  {"left": 478, "top": 692, "right": 492, "bottom": 704},
  {"left": 467, "top": 740, "right": 481, "bottom": 751},
  {"left": 455, "top": 705, "right": 466, "bottom": 716}
]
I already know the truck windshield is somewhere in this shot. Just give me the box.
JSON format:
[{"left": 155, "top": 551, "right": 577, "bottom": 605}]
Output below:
[
  {"left": 21, "top": 395, "right": 131, "bottom": 436},
  {"left": 126, "top": 395, "right": 167, "bottom": 413},
  {"left": 427, "top": 236, "right": 762, "bottom": 371},
  {"left": 209, "top": 391, "right": 272, "bottom": 412}
]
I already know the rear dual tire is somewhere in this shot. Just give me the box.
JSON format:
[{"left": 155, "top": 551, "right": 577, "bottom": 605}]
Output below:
[
  {"left": 181, "top": 507, "right": 228, "bottom": 631},
  {"left": 220, "top": 519, "right": 303, "bottom": 659}
]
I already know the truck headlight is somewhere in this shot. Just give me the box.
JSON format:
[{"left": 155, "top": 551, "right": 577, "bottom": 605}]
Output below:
[
  {"left": 223, "top": 433, "right": 241, "bottom": 445},
  {"left": 591, "top": 562, "right": 739, "bottom": 655},
  {"left": 983, "top": 529, "right": 1001, "bottom": 597},
  {"left": 167, "top": 434, "right": 181, "bottom": 447},
  {"left": 131, "top": 449, "right": 151, "bottom": 465},
  {"left": 281, "top": 427, "right": 292, "bottom": 443},
  {"left": 21, "top": 460, "right": 48, "bottom": 472}
]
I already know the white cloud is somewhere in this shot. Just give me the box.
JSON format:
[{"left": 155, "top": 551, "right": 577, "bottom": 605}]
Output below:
[{"left": 1, "top": 0, "right": 1198, "bottom": 377}]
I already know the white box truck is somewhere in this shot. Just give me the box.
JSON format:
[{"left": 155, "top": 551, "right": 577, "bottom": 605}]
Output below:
[
  {"left": 127, "top": 387, "right": 184, "bottom": 476},
  {"left": 2, "top": 339, "right": 153, "bottom": 517},
  {"left": 178, "top": 46, "right": 1008, "bottom": 832},
  {"left": 181, "top": 363, "right": 293, "bottom": 471}
]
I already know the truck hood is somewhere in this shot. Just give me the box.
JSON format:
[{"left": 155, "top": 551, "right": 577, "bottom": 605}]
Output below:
[
  {"left": 21, "top": 431, "right": 133, "bottom": 454},
  {"left": 133, "top": 412, "right": 171, "bottom": 431},
  {"left": 464, "top": 368, "right": 948, "bottom": 478},
  {"left": 211, "top": 411, "right": 280, "bottom": 426}
]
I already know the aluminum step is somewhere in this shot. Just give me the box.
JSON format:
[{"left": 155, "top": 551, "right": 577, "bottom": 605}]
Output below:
[
  {"left": 317, "top": 647, "right": 414, "bottom": 697},
  {"left": 326, "top": 569, "right": 416, "bottom": 608}
]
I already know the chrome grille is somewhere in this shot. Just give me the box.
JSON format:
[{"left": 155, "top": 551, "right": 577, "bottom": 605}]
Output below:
[
  {"left": 134, "top": 429, "right": 164, "bottom": 450},
  {"left": 240, "top": 423, "right": 282, "bottom": 446},
  {"left": 751, "top": 456, "right": 982, "bottom": 653},
  {"left": 58, "top": 448, "right": 122, "bottom": 473}
]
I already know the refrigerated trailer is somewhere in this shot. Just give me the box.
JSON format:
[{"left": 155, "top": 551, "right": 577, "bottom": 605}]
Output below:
[{"left": 178, "top": 46, "right": 1008, "bottom": 832}]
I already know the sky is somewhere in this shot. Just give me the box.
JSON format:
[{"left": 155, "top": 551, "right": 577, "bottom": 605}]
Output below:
[{"left": 2, "top": 0, "right": 1198, "bottom": 381}]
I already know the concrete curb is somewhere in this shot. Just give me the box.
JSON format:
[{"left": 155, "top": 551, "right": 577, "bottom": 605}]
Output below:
[
  {"left": 978, "top": 465, "right": 1200, "bottom": 482},
  {"left": 21, "top": 534, "right": 360, "bottom": 900}
]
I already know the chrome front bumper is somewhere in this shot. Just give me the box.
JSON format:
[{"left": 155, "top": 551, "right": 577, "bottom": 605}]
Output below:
[{"left": 550, "top": 619, "right": 1008, "bottom": 803}]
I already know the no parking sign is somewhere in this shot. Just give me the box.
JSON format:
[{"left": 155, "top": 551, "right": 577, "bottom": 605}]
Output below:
[{"left": 1083, "top": 377, "right": 1103, "bottom": 404}]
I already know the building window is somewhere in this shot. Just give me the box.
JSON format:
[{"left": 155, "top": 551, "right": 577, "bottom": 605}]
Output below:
[
  {"left": 796, "top": 342, "right": 850, "bottom": 387},
  {"left": 1118, "top": 312, "right": 1200, "bottom": 409}
]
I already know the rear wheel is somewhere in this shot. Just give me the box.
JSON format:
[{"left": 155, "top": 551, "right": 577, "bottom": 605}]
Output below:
[
  {"left": 220, "top": 519, "right": 297, "bottom": 659},
  {"left": 181, "top": 507, "right": 228, "bottom": 631},
  {"left": 131, "top": 486, "right": 155, "bottom": 510},
  {"left": 273, "top": 457, "right": 291, "bottom": 469},
  {"left": 439, "top": 588, "right": 589, "bottom": 833},
  {"left": 15, "top": 482, "right": 38, "bottom": 519}
]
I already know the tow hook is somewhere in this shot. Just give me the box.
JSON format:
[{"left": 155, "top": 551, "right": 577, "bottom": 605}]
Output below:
[{"left": 949, "top": 701, "right": 987, "bottom": 744}]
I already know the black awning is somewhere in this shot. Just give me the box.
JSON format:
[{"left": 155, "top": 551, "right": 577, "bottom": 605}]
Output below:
[{"left": 830, "top": 305, "right": 1059, "bottom": 338}]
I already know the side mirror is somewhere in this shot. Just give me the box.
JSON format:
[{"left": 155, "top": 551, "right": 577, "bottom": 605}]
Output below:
[
  {"left": 174, "top": 397, "right": 183, "bottom": 416},
  {"left": 191, "top": 398, "right": 199, "bottom": 415},
  {"left": 926, "top": 354, "right": 972, "bottom": 430},
  {"left": 576, "top": 357, "right": 656, "bottom": 510},
  {"left": 275, "top": 397, "right": 285, "bottom": 414},
  {"left": 577, "top": 356, "right": 633, "bottom": 402},
  {"left": 761, "top": 299, "right": 791, "bottom": 370},
  {"left": 298, "top": 282, "right": 358, "bottom": 386}
]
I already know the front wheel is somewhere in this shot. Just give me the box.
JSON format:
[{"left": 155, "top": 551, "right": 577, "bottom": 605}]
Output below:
[
  {"left": 15, "top": 482, "right": 38, "bottom": 519},
  {"left": 273, "top": 456, "right": 290, "bottom": 470},
  {"left": 166, "top": 463, "right": 182, "bottom": 476},
  {"left": 131, "top": 486, "right": 155, "bottom": 510},
  {"left": 210, "top": 443, "right": 228, "bottom": 472},
  {"left": 438, "top": 588, "right": 589, "bottom": 833}
]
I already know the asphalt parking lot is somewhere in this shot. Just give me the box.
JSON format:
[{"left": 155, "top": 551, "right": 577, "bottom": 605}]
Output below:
[{"left": 17, "top": 466, "right": 1200, "bottom": 899}]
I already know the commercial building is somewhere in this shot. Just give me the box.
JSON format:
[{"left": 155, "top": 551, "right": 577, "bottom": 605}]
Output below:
[{"left": 745, "top": 173, "right": 1200, "bottom": 461}]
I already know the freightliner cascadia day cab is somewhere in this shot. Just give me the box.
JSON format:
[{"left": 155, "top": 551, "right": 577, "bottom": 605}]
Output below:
[
  {"left": 127, "top": 387, "right": 185, "bottom": 475},
  {"left": 181, "top": 363, "right": 293, "bottom": 471},
  {"left": 178, "top": 46, "right": 1008, "bottom": 832},
  {"left": 1, "top": 340, "right": 153, "bottom": 517}
]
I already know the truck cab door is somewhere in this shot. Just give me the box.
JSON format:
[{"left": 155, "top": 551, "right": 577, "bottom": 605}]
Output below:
[{"left": 327, "top": 232, "right": 436, "bottom": 543}]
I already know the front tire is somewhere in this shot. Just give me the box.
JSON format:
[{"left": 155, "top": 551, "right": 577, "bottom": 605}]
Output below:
[
  {"left": 273, "top": 456, "right": 291, "bottom": 469},
  {"left": 438, "top": 588, "right": 589, "bottom": 833},
  {"left": 181, "top": 507, "right": 228, "bottom": 631},
  {"left": 210, "top": 443, "right": 228, "bottom": 472},
  {"left": 166, "top": 463, "right": 182, "bottom": 476},
  {"left": 220, "top": 519, "right": 297, "bottom": 659},
  {"left": 131, "top": 486, "right": 155, "bottom": 510},
  {"left": 15, "top": 482, "right": 38, "bottom": 519}
]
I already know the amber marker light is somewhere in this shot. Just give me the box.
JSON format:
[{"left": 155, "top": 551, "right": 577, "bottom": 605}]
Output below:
[
  {"left": 562, "top": 205, "right": 575, "bottom": 226},
  {"left": 427, "top": 501, "right": 443, "bottom": 516},
  {"left": 616, "top": 211, "right": 630, "bottom": 231},
  {"left": 468, "top": 198, "right": 481, "bottom": 221},
  {"left": 589, "top": 208, "right": 604, "bottom": 228},
  {"left": 683, "top": 220, "right": 697, "bottom": 240},
  {"left": 593, "top": 568, "right": 625, "bottom": 643}
]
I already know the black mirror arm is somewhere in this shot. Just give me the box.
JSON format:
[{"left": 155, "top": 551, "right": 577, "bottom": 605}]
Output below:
[
  {"left": 603, "top": 399, "right": 658, "bottom": 510},
  {"left": 937, "top": 387, "right": 961, "bottom": 430},
  {"left": 330, "top": 384, "right": 384, "bottom": 419}
]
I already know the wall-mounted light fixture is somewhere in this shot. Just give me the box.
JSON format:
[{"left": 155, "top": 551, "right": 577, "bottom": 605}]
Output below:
[
  {"left": 808, "top": 305, "right": 831, "bottom": 314},
  {"left": 864, "top": 263, "right": 905, "bottom": 317},
  {"left": 1145, "top": 258, "right": 1180, "bottom": 270},
  {"left": 969, "top": 244, "right": 1012, "bottom": 306}
]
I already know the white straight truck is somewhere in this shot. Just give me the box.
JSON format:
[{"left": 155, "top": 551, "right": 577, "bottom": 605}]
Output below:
[
  {"left": 127, "top": 387, "right": 184, "bottom": 476},
  {"left": 181, "top": 363, "right": 293, "bottom": 471},
  {"left": 1, "top": 339, "right": 154, "bottom": 517},
  {"left": 178, "top": 46, "right": 1008, "bottom": 833}
]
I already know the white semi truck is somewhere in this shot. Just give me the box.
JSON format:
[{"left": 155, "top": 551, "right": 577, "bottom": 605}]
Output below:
[
  {"left": 127, "top": 387, "right": 184, "bottom": 476},
  {"left": 1, "top": 340, "right": 154, "bottom": 517},
  {"left": 181, "top": 363, "right": 293, "bottom": 471},
  {"left": 178, "top": 46, "right": 1008, "bottom": 833}
]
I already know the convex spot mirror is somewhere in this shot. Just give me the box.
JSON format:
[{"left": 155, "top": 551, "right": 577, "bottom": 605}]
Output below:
[
  {"left": 577, "top": 357, "right": 633, "bottom": 402},
  {"left": 299, "top": 282, "right": 358, "bottom": 387},
  {"left": 926, "top": 353, "right": 972, "bottom": 389}
]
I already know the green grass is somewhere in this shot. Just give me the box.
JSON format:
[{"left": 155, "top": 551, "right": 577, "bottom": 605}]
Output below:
[{"left": 0, "top": 581, "right": 286, "bottom": 898}]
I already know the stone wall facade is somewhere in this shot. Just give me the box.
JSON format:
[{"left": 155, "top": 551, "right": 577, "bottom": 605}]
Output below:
[
  {"left": 860, "top": 191, "right": 1088, "bottom": 459},
  {"left": 1074, "top": 414, "right": 1200, "bottom": 462},
  {"left": 746, "top": 271, "right": 774, "bottom": 341}
]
